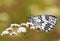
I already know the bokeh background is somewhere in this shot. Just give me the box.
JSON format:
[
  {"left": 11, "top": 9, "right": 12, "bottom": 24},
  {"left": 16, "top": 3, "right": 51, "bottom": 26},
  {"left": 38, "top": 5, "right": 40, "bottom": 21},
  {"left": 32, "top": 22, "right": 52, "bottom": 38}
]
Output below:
[{"left": 0, "top": 0, "right": 60, "bottom": 41}]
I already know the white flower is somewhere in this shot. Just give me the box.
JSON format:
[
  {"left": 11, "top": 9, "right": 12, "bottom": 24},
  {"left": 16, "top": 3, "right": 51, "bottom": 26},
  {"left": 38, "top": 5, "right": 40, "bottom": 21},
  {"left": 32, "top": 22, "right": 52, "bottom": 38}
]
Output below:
[
  {"left": 0, "top": 30, "right": 10, "bottom": 36},
  {"left": 26, "top": 22, "right": 34, "bottom": 25},
  {"left": 9, "top": 32, "right": 17, "bottom": 36},
  {"left": 30, "top": 26, "right": 35, "bottom": 30},
  {"left": 21, "top": 23, "right": 26, "bottom": 26},
  {"left": 6, "top": 27, "right": 13, "bottom": 31},
  {"left": 20, "top": 22, "right": 34, "bottom": 27},
  {"left": 17, "top": 27, "right": 26, "bottom": 33},
  {"left": 10, "top": 24, "right": 20, "bottom": 27},
  {"left": 26, "top": 22, "right": 34, "bottom": 27}
]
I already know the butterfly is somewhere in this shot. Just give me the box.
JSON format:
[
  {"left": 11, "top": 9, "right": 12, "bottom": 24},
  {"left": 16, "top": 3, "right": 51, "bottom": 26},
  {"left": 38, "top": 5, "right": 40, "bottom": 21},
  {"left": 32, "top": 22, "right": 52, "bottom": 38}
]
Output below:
[{"left": 29, "top": 14, "right": 58, "bottom": 32}]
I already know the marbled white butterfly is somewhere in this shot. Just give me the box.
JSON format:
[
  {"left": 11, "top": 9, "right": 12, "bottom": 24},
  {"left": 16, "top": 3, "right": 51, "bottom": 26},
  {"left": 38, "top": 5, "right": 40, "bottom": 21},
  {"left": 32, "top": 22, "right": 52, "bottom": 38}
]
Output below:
[{"left": 29, "top": 14, "right": 58, "bottom": 32}]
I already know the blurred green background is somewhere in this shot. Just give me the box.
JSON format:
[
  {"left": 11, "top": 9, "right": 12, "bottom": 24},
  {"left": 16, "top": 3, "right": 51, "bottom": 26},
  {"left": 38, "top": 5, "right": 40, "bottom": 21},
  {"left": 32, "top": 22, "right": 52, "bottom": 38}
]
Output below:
[{"left": 0, "top": 0, "right": 60, "bottom": 41}]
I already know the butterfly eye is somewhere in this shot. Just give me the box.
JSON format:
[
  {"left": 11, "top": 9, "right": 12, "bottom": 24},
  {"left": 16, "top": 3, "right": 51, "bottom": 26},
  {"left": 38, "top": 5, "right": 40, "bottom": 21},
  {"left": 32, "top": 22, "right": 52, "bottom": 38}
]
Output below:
[{"left": 30, "top": 15, "right": 58, "bottom": 32}]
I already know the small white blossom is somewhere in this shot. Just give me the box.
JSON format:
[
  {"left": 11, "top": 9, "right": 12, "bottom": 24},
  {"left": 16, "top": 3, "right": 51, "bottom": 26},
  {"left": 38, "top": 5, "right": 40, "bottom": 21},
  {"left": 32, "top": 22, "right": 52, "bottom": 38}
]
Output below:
[
  {"left": 26, "top": 22, "right": 34, "bottom": 27},
  {"left": 0, "top": 30, "right": 10, "bottom": 36},
  {"left": 45, "top": 30, "right": 49, "bottom": 32},
  {"left": 9, "top": 32, "right": 17, "bottom": 36},
  {"left": 17, "top": 27, "right": 26, "bottom": 33},
  {"left": 35, "top": 26, "right": 41, "bottom": 29},
  {"left": 6, "top": 27, "right": 13, "bottom": 31},
  {"left": 26, "top": 22, "right": 34, "bottom": 25},
  {"left": 11, "top": 24, "right": 20, "bottom": 27},
  {"left": 21, "top": 23, "right": 26, "bottom": 26},
  {"left": 30, "top": 26, "right": 35, "bottom": 30}
]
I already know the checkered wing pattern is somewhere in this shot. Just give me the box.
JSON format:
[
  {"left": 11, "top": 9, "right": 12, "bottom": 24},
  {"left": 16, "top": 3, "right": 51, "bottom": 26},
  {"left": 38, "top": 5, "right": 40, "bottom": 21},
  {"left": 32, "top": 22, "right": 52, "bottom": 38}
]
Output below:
[{"left": 30, "top": 15, "right": 58, "bottom": 32}]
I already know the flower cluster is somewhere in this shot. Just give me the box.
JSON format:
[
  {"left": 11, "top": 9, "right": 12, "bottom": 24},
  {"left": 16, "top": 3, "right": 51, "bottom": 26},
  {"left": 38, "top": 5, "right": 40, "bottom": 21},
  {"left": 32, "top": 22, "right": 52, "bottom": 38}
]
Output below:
[
  {"left": 0, "top": 24, "right": 27, "bottom": 36},
  {"left": 0, "top": 22, "right": 38, "bottom": 36}
]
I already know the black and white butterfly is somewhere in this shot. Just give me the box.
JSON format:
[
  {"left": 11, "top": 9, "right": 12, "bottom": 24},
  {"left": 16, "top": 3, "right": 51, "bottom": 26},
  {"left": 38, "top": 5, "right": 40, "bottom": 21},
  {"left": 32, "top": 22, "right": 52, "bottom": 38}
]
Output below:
[{"left": 29, "top": 14, "right": 58, "bottom": 32}]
